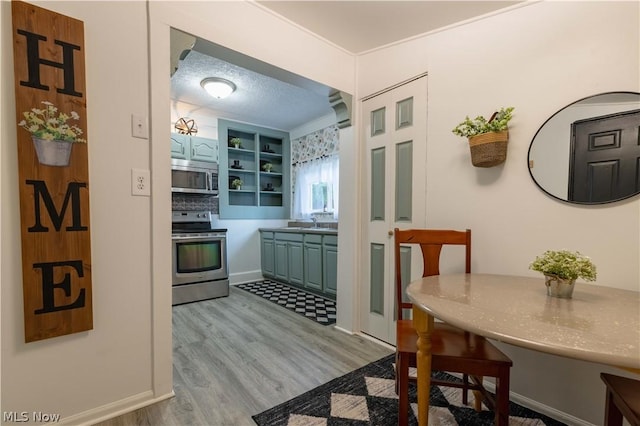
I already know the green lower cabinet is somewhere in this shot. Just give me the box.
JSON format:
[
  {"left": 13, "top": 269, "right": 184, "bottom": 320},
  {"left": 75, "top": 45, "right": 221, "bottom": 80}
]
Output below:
[
  {"left": 274, "top": 240, "right": 289, "bottom": 282},
  {"left": 323, "top": 237, "right": 338, "bottom": 297},
  {"left": 288, "top": 242, "right": 304, "bottom": 286},
  {"left": 304, "top": 241, "right": 323, "bottom": 292},
  {"left": 272, "top": 232, "right": 304, "bottom": 284},
  {"left": 260, "top": 230, "right": 337, "bottom": 300},
  {"left": 261, "top": 232, "right": 275, "bottom": 278}
]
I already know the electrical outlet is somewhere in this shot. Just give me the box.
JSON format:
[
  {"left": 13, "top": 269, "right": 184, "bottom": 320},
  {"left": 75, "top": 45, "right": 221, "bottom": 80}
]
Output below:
[{"left": 131, "top": 168, "right": 151, "bottom": 196}]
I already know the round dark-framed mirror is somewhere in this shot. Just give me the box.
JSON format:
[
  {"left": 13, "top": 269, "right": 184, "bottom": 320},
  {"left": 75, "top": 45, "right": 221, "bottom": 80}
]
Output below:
[{"left": 528, "top": 91, "right": 640, "bottom": 204}]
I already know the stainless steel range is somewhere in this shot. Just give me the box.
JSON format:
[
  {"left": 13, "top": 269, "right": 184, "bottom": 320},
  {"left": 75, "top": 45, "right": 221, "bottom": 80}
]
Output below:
[{"left": 171, "top": 211, "right": 229, "bottom": 305}]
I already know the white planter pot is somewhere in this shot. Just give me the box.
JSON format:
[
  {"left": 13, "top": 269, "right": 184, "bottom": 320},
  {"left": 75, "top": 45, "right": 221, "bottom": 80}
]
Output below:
[{"left": 32, "top": 136, "right": 73, "bottom": 167}]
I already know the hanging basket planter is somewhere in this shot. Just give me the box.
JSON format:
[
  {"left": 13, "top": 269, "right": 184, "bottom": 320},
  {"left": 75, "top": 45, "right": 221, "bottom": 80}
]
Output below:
[
  {"left": 452, "top": 107, "right": 514, "bottom": 168},
  {"left": 468, "top": 130, "right": 509, "bottom": 168}
]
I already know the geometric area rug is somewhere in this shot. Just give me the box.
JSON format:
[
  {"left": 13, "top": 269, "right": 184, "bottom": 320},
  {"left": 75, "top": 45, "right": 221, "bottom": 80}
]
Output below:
[
  {"left": 235, "top": 280, "right": 336, "bottom": 326},
  {"left": 253, "top": 354, "right": 567, "bottom": 426}
]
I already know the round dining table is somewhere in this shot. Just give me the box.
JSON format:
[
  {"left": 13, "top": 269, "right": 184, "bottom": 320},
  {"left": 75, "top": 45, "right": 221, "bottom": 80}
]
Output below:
[{"left": 406, "top": 273, "right": 640, "bottom": 426}]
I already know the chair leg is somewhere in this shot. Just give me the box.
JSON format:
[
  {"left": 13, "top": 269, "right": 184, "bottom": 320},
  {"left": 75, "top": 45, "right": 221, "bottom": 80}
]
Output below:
[
  {"left": 472, "top": 375, "right": 483, "bottom": 412},
  {"left": 495, "top": 371, "right": 510, "bottom": 426},
  {"left": 462, "top": 373, "right": 469, "bottom": 405},
  {"left": 397, "top": 354, "right": 410, "bottom": 426},
  {"left": 604, "top": 388, "right": 624, "bottom": 426},
  {"left": 395, "top": 353, "right": 400, "bottom": 394}
]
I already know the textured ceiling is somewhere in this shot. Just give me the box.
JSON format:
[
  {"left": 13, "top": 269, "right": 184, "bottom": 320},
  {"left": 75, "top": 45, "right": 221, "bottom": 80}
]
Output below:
[
  {"left": 170, "top": 1, "right": 524, "bottom": 132},
  {"left": 171, "top": 48, "right": 333, "bottom": 131}
]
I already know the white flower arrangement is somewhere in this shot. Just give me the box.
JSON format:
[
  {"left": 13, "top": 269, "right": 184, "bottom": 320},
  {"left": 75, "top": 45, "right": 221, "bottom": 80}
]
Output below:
[
  {"left": 529, "top": 250, "right": 597, "bottom": 282},
  {"left": 231, "top": 178, "right": 243, "bottom": 189},
  {"left": 452, "top": 107, "right": 514, "bottom": 138},
  {"left": 18, "top": 101, "right": 86, "bottom": 143}
]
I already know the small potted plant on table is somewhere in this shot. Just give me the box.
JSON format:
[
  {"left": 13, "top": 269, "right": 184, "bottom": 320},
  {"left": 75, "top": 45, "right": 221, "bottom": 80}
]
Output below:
[{"left": 529, "top": 249, "right": 597, "bottom": 298}]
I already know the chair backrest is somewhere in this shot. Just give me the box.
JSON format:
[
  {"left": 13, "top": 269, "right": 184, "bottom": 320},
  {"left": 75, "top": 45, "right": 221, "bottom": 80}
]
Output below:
[{"left": 394, "top": 228, "right": 471, "bottom": 320}]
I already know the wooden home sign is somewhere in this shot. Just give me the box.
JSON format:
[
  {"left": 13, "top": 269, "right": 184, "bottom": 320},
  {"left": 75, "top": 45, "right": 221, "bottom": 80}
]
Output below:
[{"left": 12, "top": 1, "right": 93, "bottom": 342}]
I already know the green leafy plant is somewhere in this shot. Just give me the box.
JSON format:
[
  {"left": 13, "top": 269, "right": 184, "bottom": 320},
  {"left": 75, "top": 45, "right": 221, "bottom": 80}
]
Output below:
[
  {"left": 231, "top": 178, "right": 243, "bottom": 189},
  {"left": 18, "top": 101, "right": 86, "bottom": 143},
  {"left": 529, "top": 250, "right": 597, "bottom": 281},
  {"left": 452, "top": 107, "right": 514, "bottom": 138},
  {"left": 262, "top": 162, "right": 273, "bottom": 172},
  {"left": 229, "top": 137, "right": 242, "bottom": 148}
]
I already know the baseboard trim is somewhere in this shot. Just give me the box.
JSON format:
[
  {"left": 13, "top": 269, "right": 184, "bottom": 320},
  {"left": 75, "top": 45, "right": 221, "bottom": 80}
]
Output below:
[
  {"left": 479, "top": 380, "right": 594, "bottom": 426},
  {"left": 507, "top": 391, "right": 595, "bottom": 426},
  {"left": 333, "top": 325, "right": 354, "bottom": 335},
  {"left": 229, "top": 270, "right": 263, "bottom": 285},
  {"left": 59, "top": 390, "right": 175, "bottom": 425}
]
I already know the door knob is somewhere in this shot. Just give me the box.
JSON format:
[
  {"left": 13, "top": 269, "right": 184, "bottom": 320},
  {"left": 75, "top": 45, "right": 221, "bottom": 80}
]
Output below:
[{"left": 388, "top": 230, "right": 394, "bottom": 236}]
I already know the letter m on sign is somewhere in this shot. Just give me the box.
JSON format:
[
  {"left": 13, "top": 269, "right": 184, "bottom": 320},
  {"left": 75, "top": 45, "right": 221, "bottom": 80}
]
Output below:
[{"left": 12, "top": 1, "right": 93, "bottom": 342}]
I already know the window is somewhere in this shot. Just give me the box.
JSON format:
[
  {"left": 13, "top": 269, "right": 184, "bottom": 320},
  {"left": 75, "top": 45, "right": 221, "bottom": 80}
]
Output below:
[
  {"left": 293, "top": 156, "right": 339, "bottom": 220},
  {"left": 311, "top": 182, "right": 331, "bottom": 211}
]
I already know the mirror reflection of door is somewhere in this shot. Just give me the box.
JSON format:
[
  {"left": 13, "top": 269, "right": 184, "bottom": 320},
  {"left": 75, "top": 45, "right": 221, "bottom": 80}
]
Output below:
[{"left": 569, "top": 109, "right": 640, "bottom": 203}]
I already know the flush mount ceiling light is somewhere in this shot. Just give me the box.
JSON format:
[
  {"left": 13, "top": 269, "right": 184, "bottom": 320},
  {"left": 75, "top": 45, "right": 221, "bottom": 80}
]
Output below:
[{"left": 200, "top": 77, "right": 236, "bottom": 99}]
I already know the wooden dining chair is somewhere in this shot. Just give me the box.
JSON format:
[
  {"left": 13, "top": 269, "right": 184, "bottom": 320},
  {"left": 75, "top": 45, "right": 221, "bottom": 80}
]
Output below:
[
  {"left": 394, "top": 228, "right": 513, "bottom": 425},
  {"left": 600, "top": 373, "right": 640, "bottom": 426}
]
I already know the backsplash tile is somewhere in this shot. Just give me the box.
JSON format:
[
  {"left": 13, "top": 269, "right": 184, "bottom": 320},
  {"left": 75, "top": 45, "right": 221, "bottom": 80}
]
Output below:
[{"left": 172, "top": 193, "right": 219, "bottom": 213}]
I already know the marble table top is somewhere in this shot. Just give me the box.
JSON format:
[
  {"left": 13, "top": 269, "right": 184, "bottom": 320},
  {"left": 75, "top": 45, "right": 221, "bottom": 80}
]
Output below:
[{"left": 406, "top": 273, "right": 640, "bottom": 369}]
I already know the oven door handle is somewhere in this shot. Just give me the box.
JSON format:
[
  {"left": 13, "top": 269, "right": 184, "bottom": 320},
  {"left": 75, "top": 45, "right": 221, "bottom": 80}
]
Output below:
[{"left": 172, "top": 234, "right": 226, "bottom": 240}]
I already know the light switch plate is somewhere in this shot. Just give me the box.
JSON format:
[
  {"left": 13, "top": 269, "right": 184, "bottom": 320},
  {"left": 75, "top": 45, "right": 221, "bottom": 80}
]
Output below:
[{"left": 131, "top": 114, "right": 148, "bottom": 139}]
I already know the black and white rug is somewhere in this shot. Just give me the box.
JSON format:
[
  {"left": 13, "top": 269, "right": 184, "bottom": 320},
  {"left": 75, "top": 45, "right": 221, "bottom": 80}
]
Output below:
[
  {"left": 253, "top": 354, "right": 567, "bottom": 426},
  {"left": 236, "top": 280, "right": 337, "bottom": 326}
]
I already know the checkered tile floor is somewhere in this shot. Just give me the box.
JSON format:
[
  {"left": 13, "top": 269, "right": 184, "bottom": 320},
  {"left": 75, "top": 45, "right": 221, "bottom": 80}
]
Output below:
[{"left": 235, "top": 280, "right": 337, "bottom": 325}]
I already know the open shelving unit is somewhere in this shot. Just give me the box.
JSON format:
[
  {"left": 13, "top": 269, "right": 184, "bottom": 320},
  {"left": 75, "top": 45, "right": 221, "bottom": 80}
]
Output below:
[{"left": 219, "top": 119, "right": 290, "bottom": 219}]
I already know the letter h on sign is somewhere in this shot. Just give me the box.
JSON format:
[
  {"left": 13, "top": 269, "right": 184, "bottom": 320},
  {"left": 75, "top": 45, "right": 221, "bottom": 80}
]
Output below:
[{"left": 16, "top": 29, "right": 82, "bottom": 97}]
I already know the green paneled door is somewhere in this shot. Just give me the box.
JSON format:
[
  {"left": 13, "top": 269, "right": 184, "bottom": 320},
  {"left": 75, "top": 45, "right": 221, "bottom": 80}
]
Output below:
[
  {"left": 395, "top": 141, "right": 413, "bottom": 222},
  {"left": 360, "top": 74, "right": 427, "bottom": 345},
  {"left": 371, "top": 147, "right": 386, "bottom": 221},
  {"left": 369, "top": 243, "right": 385, "bottom": 315}
]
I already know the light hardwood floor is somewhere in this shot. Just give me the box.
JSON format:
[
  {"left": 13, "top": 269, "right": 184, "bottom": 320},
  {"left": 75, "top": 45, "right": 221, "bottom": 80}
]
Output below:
[{"left": 95, "top": 285, "right": 392, "bottom": 426}]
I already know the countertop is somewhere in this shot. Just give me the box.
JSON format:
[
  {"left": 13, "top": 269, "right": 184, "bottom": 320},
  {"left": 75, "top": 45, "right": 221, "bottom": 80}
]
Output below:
[
  {"left": 259, "top": 226, "right": 338, "bottom": 235},
  {"left": 407, "top": 273, "right": 640, "bottom": 369}
]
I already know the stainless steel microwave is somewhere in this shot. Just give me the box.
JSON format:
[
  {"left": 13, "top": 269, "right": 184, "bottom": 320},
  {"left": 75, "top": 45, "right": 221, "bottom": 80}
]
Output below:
[{"left": 171, "top": 159, "right": 218, "bottom": 196}]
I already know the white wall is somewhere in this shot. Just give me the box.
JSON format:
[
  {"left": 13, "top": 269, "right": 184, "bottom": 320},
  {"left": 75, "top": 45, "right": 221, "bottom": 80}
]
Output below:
[
  {"left": 4, "top": 1, "right": 637, "bottom": 424},
  {"left": 357, "top": 1, "right": 640, "bottom": 424},
  {"left": 1, "top": 1, "right": 167, "bottom": 423},
  {"left": 2, "top": 1, "right": 356, "bottom": 424}
]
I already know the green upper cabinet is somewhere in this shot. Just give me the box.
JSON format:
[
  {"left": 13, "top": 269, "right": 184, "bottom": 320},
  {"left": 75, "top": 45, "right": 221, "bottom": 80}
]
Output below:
[
  {"left": 219, "top": 119, "right": 290, "bottom": 219},
  {"left": 171, "top": 133, "right": 219, "bottom": 163}
]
